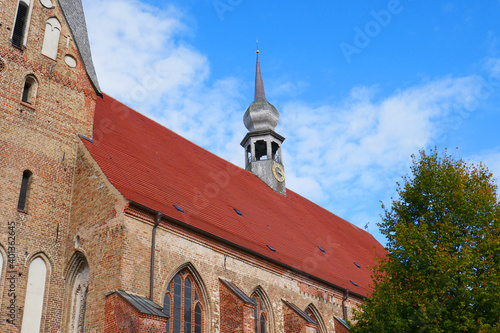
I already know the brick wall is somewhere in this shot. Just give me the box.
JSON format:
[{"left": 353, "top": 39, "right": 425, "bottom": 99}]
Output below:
[
  {"left": 65, "top": 143, "right": 129, "bottom": 331},
  {"left": 0, "top": 0, "right": 97, "bottom": 331},
  {"left": 283, "top": 301, "right": 317, "bottom": 333},
  {"left": 121, "top": 206, "right": 360, "bottom": 332},
  {"left": 104, "top": 292, "right": 167, "bottom": 333},
  {"left": 219, "top": 280, "right": 254, "bottom": 333},
  {"left": 334, "top": 317, "right": 351, "bottom": 333}
]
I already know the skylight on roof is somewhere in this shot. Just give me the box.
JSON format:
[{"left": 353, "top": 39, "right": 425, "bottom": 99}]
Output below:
[
  {"left": 354, "top": 262, "right": 361, "bottom": 269},
  {"left": 350, "top": 280, "right": 358, "bottom": 287},
  {"left": 267, "top": 245, "right": 276, "bottom": 252},
  {"left": 234, "top": 208, "right": 242, "bottom": 216},
  {"left": 318, "top": 246, "right": 326, "bottom": 253},
  {"left": 173, "top": 205, "right": 184, "bottom": 213}
]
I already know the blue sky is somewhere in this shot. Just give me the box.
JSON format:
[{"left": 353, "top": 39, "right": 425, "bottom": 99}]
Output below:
[{"left": 81, "top": 0, "right": 500, "bottom": 246}]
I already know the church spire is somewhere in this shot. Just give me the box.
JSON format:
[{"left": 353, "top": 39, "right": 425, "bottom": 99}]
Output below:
[
  {"left": 243, "top": 48, "right": 279, "bottom": 133},
  {"left": 241, "top": 47, "right": 286, "bottom": 195},
  {"left": 254, "top": 48, "right": 266, "bottom": 102}
]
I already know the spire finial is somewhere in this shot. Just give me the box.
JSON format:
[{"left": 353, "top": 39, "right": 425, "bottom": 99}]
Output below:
[{"left": 254, "top": 41, "right": 266, "bottom": 102}]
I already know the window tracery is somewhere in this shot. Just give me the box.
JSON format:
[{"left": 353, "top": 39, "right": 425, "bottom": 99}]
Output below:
[
  {"left": 163, "top": 269, "right": 204, "bottom": 333},
  {"left": 251, "top": 293, "right": 268, "bottom": 333}
]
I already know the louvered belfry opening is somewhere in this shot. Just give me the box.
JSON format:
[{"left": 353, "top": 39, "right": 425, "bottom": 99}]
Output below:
[{"left": 12, "top": 2, "right": 29, "bottom": 48}]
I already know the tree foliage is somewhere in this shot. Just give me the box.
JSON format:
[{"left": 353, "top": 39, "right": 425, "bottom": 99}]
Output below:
[{"left": 352, "top": 149, "right": 500, "bottom": 333}]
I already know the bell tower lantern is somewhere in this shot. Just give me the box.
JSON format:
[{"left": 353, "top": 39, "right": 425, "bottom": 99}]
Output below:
[{"left": 241, "top": 49, "right": 286, "bottom": 195}]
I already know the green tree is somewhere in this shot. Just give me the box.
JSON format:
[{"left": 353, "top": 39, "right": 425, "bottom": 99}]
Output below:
[{"left": 352, "top": 149, "right": 500, "bottom": 333}]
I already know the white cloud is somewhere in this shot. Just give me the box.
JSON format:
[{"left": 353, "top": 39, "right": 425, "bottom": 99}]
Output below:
[
  {"left": 83, "top": 0, "right": 246, "bottom": 158},
  {"left": 82, "top": 0, "right": 497, "bottom": 246},
  {"left": 268, "top": 79, "right": 308, "bottom": 99},
  {"left": 485, "top": 57, "right": 500, "bottom": 78},
  {"left": 280, "top": 76, "right": 482, "bottom": 210},
  {"left": 472, "top": 149, "right": 500, "bottom": 184},
  {"left": 83, "top": 0, "right": 204, "bottom": 102}
]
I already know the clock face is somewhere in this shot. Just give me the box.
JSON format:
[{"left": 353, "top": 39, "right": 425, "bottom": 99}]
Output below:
[{"left": 272, "top": 163, "right": 285, "bottom": 182}]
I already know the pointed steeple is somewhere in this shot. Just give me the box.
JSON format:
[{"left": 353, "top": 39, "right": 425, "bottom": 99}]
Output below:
[
  {"left": 241, "top": 47, "right": 286, "bottom": 196},
  {"left": 243, "top": 49, "right": 279, "bottom": 132},
  {"left": 254, "top": 50, "right": 266, "bottom": 102}
]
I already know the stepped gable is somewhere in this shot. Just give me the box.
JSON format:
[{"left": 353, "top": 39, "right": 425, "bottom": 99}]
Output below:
[{"left": 83, "top": 94, "right": 385, "bottom": 297}]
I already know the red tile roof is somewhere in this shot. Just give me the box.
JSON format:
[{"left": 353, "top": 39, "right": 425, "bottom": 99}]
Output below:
[{"left": 83, "top": 94, "right": 386, "bottom": 297}]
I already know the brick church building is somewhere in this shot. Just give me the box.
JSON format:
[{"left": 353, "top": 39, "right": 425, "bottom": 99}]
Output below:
[{"left": 0, "top": 0, "right": 385, "bottom": 332}]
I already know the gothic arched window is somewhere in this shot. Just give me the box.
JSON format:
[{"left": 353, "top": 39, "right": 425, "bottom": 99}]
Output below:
[
  {"left": 0, "top": 248, "right": 4, "bottom": 288},
  {"left": 67, "top": 254, "right": 89, "bottom": 333},
  {"left": 21, "top": 75, "right": 38, "bottom": 105},
  {"left": 251, "top": 294, "right": 267, "bottom": 333},
  {"left": 305, "top": 306, "right": 325, "bottom": 333},
  {"left": 163, "top": 269, "right": 204, "bottom": 333},
  {"left": 21, "top": 256, "right": 48, "bottom": 333},
  {"left": 12, "top": 0, "right": 32, "bottom": 49}
]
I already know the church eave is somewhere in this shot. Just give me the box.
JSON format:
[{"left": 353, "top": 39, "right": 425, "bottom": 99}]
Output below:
[
  {"left": 84, "top": 94, "right": 386, "bottom": 298},
  {"left": 126, "top": 200, "right": 368, "bottom": 301}
]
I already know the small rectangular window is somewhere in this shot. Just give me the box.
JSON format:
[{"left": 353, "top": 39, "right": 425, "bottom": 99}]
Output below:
[{"left": 17, "top": 170, "right": 32, "bottom": 211}]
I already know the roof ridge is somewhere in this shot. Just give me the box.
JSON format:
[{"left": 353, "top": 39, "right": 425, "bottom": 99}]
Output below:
[{"left": 84, "top": 94, "right": 386, "bottom": 298}]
